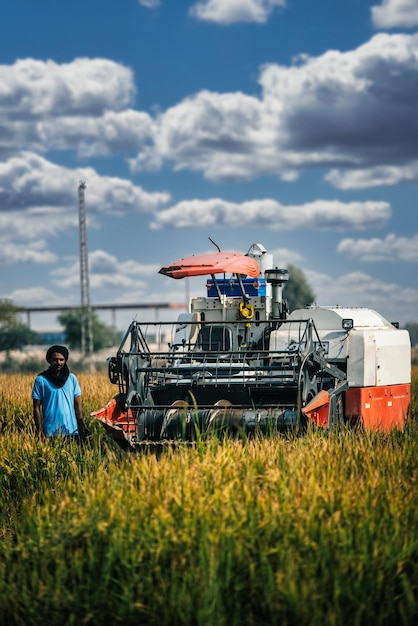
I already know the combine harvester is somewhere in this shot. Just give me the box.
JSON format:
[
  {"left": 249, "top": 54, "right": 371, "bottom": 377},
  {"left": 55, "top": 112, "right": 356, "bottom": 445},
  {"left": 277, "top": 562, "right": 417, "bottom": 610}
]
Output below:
[{"left": 92, "top": 243, "right": 411, "bottom": 448}]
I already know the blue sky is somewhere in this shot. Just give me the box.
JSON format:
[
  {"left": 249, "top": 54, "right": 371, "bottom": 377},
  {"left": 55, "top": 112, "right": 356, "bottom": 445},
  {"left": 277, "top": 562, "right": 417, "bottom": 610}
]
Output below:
[{"left": 1, "top": 0, "right": 418, "bottom": 332}]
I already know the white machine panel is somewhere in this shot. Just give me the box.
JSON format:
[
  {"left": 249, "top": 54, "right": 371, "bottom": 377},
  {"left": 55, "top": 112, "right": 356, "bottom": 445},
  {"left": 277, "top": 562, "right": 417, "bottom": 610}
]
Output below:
[
  {"left": 269, "top": 306, "right": 411, "bottom": 388},
  {"left": 347, "top": 329, "right": 411, "bottom": 387}
]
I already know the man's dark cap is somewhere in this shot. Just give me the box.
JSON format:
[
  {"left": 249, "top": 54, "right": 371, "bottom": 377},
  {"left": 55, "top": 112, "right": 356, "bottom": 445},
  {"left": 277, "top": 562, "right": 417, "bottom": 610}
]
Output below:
[{"left": 46, "top": 345, "right": 69, "bottom": 363}]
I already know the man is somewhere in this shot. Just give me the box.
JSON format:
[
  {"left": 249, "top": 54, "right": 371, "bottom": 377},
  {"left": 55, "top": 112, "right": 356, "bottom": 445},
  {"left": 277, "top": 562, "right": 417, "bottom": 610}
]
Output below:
[{"left": 32, "top": 345, "right": 87, "bottom": 440}]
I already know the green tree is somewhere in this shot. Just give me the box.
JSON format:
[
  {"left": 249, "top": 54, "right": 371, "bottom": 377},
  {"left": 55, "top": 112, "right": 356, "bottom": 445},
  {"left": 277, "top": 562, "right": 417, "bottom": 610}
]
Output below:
[
  {"left": 283, "top": 264, "right": 316, "bottom": 312},
  {"left": 0, "top": 299, "right": 39, "bottom": 352},
  {"left": 58, "top": 309, "right": 121, "bottom": 352},
  {"left": 404, "top": 322, "right": 418, "bottom": 347}
]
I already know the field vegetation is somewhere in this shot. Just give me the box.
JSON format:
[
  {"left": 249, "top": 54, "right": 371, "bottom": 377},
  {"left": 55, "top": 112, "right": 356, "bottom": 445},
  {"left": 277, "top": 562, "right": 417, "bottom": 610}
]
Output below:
[{"left": 0, "top": 369, "right": 417, "bottom": 625}]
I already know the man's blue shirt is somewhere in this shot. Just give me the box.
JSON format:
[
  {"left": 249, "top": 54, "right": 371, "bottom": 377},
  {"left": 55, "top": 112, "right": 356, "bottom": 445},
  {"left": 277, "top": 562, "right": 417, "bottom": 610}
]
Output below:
[{"left": 32, "top": 373, "right": 81, "bottom": 437}]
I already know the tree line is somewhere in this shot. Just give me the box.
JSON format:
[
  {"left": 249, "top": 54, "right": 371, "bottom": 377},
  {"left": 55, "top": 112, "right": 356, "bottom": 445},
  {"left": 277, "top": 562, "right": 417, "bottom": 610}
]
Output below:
[
  {"left": 1, "top": 265, "right": 417, "bottom": 354},
  {"left": 0, "top": 300, "right": 121, "bottom": 354}
]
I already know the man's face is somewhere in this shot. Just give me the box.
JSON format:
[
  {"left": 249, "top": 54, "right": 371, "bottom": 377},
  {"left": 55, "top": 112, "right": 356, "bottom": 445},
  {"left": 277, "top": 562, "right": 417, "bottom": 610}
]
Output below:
[{"left": 49, "top": 352, "right": 66, "bottom": 373}]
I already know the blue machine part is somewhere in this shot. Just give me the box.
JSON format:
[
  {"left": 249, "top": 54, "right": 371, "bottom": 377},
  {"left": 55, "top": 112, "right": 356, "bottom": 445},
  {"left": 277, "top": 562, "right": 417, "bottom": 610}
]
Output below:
[{"left": 206, "top": 278, "right": 266, "bottom": 298}]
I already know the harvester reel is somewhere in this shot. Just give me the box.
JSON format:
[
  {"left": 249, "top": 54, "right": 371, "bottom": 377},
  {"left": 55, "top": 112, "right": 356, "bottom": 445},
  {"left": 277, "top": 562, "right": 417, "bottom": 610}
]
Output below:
[
  {"left": 207, "top": 400, "right": 234, "bottom": 432},
  {"left": 160, "top": 400, "right": 197, "bottom": 440}
]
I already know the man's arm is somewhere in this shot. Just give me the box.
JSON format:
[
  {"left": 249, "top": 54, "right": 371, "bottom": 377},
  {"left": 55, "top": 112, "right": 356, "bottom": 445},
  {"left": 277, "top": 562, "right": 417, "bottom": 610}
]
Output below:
[
  {"left": 33, "top": 399, "right": 44, "bottom": 437},
  {"left": 74, "top": 395, "right": 87, "bottom": 438}
]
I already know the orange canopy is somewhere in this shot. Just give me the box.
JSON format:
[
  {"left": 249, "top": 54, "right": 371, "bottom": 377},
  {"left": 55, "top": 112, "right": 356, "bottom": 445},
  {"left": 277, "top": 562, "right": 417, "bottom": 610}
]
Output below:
[{"left": 159, "top": 251, "right": 260, "bottom": 279}]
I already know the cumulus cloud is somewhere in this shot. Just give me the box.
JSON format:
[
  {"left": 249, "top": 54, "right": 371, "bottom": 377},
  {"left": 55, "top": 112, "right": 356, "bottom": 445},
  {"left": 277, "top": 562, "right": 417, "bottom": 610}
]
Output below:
[
  {"left": 189, "top": 0, "right": 286, "bottom": 24},
  {"left": 326, "top": 161, "right": 418, "bottom": 189},
  {"left": 129, "top": 89, "right": 275, "bottom": 181},
  {"left": 252, "top": 32, "right": 418, "bottom": 167},
  {"left": 0, "top": 206, "right": 79, "bottom": 243},
  {"left": 0, "top": 58, "right": 155, "bottom": 158},
  {"left": 6, "top": 287, "right": 62, "bottom": 306},
  {"left": 150, "top": 198, "right": 391, "bottom": 230},
  {"left": 371, "top": 0, "right": 418, "bottom": 29},
  {"left": 3, "top": 34, "right": 418, "bottom": 188},
  {"left": 0, "top": 151, "right": 169, "bottom": 218},
  {"left": 129, "top": 32, "right": 418, "bottom": 184},
  {"left": 45, "top": 109, "right": 156, "bottom": 158},
  {"left": 0, "top": 241, "right": 56, "bottom": 265},
  {"left": 270, "top": 247, "right": 304, "bottom": 267},
  {"left": 0, "top": 58, "right": 134, "bottom": 116},
  {"left": 138, "top": 0, "right": 160, "bottom": 7},
  {"left": 337, "top": 233, "right": 418, "bottom": 262},
  {"left": 306, "top": 267, "right": 418, "bottom": 325},
  {"left": 0, "top": 152, "right": 170, "bottom": 269},
  {"left": 51, "top": 250, "right": 160, "bottom": 290}
]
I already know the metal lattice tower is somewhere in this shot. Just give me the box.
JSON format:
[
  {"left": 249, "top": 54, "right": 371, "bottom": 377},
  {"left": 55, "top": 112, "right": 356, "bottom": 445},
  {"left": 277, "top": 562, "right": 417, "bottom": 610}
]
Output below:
[{"left": 78, "top": 181, "right": 94, "bottom": 359}]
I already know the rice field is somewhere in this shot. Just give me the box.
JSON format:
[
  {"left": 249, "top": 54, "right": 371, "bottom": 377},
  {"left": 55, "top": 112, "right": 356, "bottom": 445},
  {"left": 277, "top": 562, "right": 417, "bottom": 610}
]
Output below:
[{"left": 0, "top": 370, "right": 417, "bottom": 626}]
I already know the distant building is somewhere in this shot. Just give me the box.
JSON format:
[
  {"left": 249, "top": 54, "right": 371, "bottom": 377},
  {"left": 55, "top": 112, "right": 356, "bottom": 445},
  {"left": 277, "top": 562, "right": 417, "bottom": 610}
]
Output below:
[{"left": 37, "top": 332, "right": 67, "bottom": 345}]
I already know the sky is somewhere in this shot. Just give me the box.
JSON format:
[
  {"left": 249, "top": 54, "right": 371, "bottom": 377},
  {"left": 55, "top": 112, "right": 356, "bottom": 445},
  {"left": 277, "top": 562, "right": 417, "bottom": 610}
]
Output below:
[{"left": 1, "top": 0, "right": 418, "bottom": 333}]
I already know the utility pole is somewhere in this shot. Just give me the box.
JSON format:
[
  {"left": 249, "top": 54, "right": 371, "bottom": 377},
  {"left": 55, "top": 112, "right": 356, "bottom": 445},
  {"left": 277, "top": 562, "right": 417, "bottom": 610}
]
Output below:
[{"left": 78, "top": 181, "right": 94, "bottom": 361}]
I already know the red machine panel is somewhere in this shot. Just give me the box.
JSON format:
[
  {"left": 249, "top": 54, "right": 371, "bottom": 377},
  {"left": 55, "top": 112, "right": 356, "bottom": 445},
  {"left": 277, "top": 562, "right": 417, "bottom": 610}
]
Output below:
[{"left": 345, "top": 384, "right": 410, "bottom": 431}]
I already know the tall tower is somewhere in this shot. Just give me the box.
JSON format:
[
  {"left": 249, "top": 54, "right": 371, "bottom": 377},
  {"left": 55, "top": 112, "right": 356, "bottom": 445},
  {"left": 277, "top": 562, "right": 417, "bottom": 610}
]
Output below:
[{"left": 78, "top": 181, "right": 94, "bottom": 359}]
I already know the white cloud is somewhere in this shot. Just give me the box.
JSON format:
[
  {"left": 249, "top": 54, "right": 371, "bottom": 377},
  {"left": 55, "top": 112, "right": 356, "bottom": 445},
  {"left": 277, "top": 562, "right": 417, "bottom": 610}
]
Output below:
[
  {"left": 306, "top": 268, "right": 418, "bottom": 325},
  {"left": 0, "top": 58, "right": 135, "bottom": 117},
  {"left": 150, "top": 198, "right": 391, "bottom": 230},
  {"left": 325, "top": 161, "right": 418, "bottom": 189},
  {"left": 51, "top": 250, "right": 160, "bottom": 290},
  {"left": 44, "top": 110, "right": 156, "bottom": 158},
  {"left": 129, "top": 88, "right": 275, "bottom": 180},
  {"left": 337, "top": 233, "right": 418, "bottom": 262},
  {"left": 0, "top": 241, "right": 56, "bottom": 265},
  {"left": 372, "top": 0, "right": 418, "bottom": 29},
  {"left": 2, "top": 34, "right": 418, "bottom": 188},
  {"left": 189, "top": 0, "right": 286, "bottom": 24},
  {"left": 270, "top": 247, "right": 304, "bottom": 267},
  {"left": 138, "top": 0, "right": 160, "bottom": 8},
  {"left": 6, "top": 286, "right": 62, "bottom": 306},
  {"left": 130, "top": 32, "right": 418, "bottom": 184},
  {"left": 0, "top": 58, "right": 155, "bottom": 158},
  {"left": 0, "top": 207, "right": 79, "bottom": 243},
  {"left": 0, "top": 58, "right": 135, "bottom": 127},
  {"left": 0, "top": 152, "right": 171, "bottom": 273},
  {"left": 0, "top": 152, "right": 170, "bottom": 237}
]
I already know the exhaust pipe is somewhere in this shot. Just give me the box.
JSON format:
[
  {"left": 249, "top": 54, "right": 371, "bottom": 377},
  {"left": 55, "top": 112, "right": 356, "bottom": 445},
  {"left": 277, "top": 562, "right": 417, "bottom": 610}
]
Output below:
[{"left": 265, "top": 268, "right": 289, "bottom": 319}]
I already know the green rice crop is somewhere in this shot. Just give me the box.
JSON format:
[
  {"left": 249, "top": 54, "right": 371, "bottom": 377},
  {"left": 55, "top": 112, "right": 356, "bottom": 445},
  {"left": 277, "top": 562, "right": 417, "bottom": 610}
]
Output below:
[{"left": 0, "top": 372, "right": 417, "bottom": 626}]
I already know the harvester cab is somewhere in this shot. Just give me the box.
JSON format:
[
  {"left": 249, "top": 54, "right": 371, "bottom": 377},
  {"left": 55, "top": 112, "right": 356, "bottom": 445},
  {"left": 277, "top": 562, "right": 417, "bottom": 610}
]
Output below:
[{"left": 92, "top": 243, "right": 411, "bottom": 449}]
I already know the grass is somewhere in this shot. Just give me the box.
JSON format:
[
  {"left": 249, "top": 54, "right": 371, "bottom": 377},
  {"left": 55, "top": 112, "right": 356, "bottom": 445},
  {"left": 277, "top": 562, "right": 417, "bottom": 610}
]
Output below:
[{"left": 0, "top": 371, "right": 417, "bottom": 625}]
